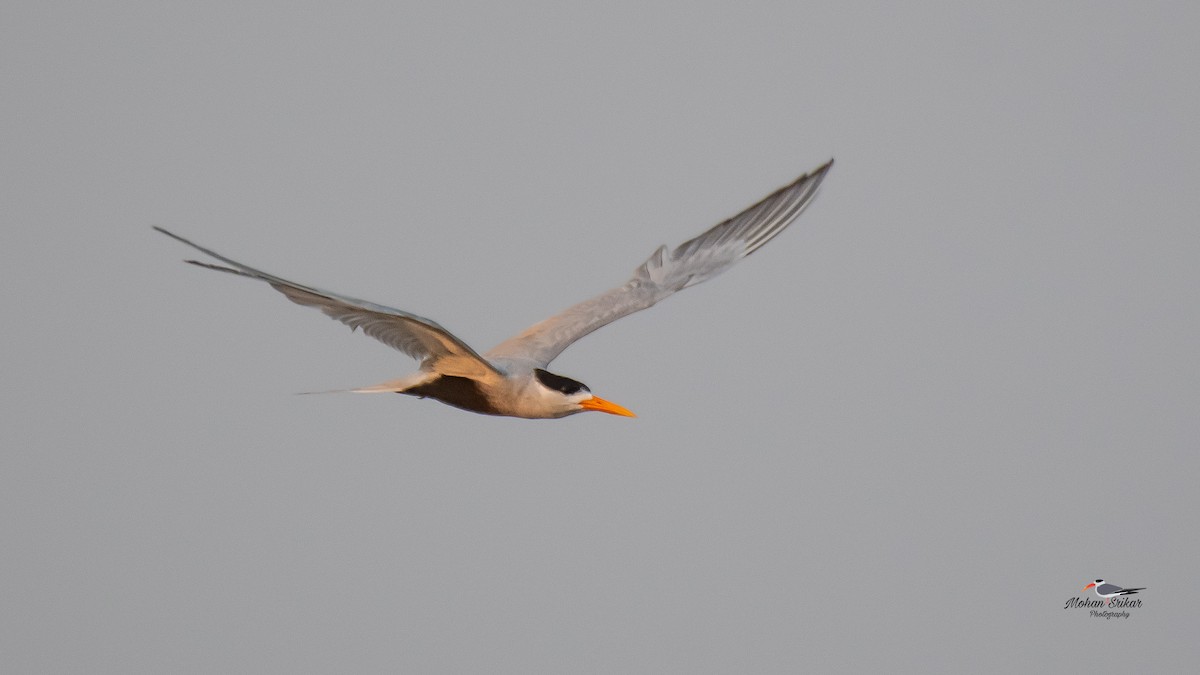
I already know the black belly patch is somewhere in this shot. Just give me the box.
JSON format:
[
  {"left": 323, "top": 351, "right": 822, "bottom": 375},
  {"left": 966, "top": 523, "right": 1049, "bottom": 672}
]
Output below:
[{"left": 401, "top": 376, "right": 501, "bottom": 415}]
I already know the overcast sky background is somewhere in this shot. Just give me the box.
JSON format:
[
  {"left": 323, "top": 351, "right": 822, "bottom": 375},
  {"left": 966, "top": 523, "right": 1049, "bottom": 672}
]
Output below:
[{"left": 3, "top": 2, "right": 1198, "bottom": 672}]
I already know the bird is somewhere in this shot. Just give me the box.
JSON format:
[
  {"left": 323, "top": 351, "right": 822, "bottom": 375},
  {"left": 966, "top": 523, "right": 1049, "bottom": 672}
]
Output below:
[
  {"left": 155, "top": 159, "right": 833, "bottom": 419},
  {"left": 1083, "top": 579, "right": 1146, "bottom": 605}
]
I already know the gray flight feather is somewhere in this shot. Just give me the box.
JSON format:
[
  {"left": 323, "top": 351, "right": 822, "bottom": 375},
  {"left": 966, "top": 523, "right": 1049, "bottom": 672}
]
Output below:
[
  {"left": 486, "top": 159, "right": 833, "bottom": 368},
  {"left": 153, "top": 227, "right": 501, "bottom": 380}
]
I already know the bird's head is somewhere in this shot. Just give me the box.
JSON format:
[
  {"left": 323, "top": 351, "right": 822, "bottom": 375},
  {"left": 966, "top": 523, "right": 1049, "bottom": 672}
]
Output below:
[
  {"left": 533, "top": 369, "right": 635, "bottom": 418},
  {"left": 1083, "top": 579, "right": 1104, "bottom": 591}
]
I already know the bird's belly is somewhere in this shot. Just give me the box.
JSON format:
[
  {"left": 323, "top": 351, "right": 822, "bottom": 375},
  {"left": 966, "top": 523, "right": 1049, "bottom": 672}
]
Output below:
[{"left": 401, "top": 375, "right": 506, "bottom": 416}]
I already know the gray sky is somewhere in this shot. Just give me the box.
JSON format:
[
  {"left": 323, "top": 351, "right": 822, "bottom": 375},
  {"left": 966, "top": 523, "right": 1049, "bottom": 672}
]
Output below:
[{"left": 3, "top": 1, "right": 1198, "bottom": 672}]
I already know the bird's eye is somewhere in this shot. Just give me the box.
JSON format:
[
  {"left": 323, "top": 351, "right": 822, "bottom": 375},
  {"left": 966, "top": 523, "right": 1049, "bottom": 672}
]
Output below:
[
  {"left": 1095, "top": 579, "right": 1103, "bottom": 583},
  {"left": 534, "top": 369, "right": 589, "bottom": 395}
]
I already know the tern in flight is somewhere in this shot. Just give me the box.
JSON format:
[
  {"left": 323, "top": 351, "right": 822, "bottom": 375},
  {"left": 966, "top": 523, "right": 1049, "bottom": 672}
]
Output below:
[
  {"left": 155, "top": 159, "right": 832, "bottom": 419},
  {"left": 1082, "top": 579, "right": 1145, "bottom": 605}
]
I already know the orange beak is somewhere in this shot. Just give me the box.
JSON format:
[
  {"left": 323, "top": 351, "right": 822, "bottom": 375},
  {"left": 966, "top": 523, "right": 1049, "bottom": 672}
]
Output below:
[
  {"left": 1083, "top": 583, "right": 1096, "bottom": 591},
  {"left": 579, "top": 395, "right": 636, "bottom": 417}
]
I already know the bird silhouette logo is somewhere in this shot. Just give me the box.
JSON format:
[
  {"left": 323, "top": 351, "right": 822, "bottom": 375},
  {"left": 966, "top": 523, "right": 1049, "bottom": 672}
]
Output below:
[{"left": 1082, "top": 579, "right": 1145, "bottom": 605}]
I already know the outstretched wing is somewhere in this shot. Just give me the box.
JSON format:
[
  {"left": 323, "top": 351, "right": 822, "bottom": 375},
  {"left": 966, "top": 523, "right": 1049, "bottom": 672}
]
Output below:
[
  {"left": 154, "top": 227, "right": 501, "bottom": 380},
  {"left": 486, "top": 159, "right": 833, "bottom": 368}
]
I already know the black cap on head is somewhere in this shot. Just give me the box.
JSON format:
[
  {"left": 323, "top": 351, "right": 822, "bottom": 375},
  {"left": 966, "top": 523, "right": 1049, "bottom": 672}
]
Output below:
[{"left": 534, "top": 369, "right": 590, "bottom": 395}]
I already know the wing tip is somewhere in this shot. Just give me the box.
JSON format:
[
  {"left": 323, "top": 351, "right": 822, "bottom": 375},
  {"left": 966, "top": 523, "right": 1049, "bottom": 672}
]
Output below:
[
  {"left": 806, "top": 157, "right": 835, "bottom": 185},
  {"left": 152, "top": 225, "right": 185, "bottom": 243}
]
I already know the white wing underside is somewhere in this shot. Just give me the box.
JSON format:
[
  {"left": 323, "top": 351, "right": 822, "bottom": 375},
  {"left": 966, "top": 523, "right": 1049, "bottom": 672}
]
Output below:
[
  {"left": 485, "top": 159, "right": 833, "bottom": 368},
  {"left": 153, "top": 227, "right": 501, "bottom": 381}
]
